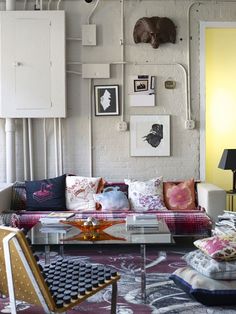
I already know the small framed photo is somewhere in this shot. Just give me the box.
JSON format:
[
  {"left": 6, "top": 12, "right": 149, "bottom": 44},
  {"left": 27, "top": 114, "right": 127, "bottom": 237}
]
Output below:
[
  {"left": 134, "top": 79, "right": 148, "bottom": 92},
  {"left": 94, "top": 85, "right": 119, "bottom": 116}
]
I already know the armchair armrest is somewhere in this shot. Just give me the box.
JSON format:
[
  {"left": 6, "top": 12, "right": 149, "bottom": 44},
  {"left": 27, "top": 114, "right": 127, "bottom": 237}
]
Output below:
[
  {"left": 197, "top": 182, "right": 226, "bottom": 223},
  {"left": 0, "top": 184, "right": 13, "bottom": 213}
]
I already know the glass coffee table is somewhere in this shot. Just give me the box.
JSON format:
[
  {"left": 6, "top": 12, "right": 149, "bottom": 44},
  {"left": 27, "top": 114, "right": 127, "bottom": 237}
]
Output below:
[{"left": 28, "top": 218, "right": 172, "bottom": 301}]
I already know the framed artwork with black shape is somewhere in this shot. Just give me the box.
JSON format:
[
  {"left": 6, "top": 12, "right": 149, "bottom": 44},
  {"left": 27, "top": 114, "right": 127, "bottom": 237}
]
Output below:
[
  {"left": 94, "top": 85, "right": 119, "bottom": 116},
  {"left": 130, "top": 115, "right": 170, "bottom": 156}
]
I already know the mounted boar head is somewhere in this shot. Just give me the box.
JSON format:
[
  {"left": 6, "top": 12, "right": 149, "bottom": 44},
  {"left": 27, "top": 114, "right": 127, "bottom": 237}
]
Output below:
[{"left": 133, "top": 16, "right": 176, "bottom": 49}]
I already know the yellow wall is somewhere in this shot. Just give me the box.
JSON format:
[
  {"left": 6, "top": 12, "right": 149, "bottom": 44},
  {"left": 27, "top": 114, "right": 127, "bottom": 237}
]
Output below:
[{"left": 206, "top": 28, "right": 236, "bottom": 191}]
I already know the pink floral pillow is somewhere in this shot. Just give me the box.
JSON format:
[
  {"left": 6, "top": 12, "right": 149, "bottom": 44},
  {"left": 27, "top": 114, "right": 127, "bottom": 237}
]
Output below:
[
  {"left": 163, "top": 179, "right": 196, "bottom": 210},
  {"left": 194, "top": 235, "right": 236, "bottom": 261}
]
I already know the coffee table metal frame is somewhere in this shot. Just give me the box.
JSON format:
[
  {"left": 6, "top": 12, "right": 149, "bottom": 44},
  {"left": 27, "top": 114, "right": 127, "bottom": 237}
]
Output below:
[{"left": 28, "top": 219, "right": 172, "bottom": 302}]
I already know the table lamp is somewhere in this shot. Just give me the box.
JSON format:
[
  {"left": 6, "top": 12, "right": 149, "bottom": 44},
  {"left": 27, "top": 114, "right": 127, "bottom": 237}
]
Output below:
[{"left": 218, "top": 149, "right": 236, "bottom": 192}]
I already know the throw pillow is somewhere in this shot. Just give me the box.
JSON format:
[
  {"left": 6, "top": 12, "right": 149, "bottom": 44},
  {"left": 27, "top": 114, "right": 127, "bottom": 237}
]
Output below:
[
  {"left": 170, "top": 266, "right": 236, "bottom": 306},
  {"left": 124, "top": 177, "right": 166, "bottom": 211},
  {"left": 94, "top": 186, "right": 130, "bottom": 211},
  {"left": 183, "top": 249, "right": 236, "bottom": 280},
  {"left": 66, "top": 176, "right": 104, "bottom": 210},
  {"left": 25, "top": 174, "right": 66, "bottom": 210},
  {"left": 163, "top": 179, "right": 196, "bottom": 210},
  {"left": 194, "top": 234, "right": 236, "bottom": 261}
]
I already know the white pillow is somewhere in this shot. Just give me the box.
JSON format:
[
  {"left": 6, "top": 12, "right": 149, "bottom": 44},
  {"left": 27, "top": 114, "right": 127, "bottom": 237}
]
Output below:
[
  {"left": 124, "top": 177, "right": 166, "bottom": 211},
  {"left": 66, "top": 176, "right": 102, "bottom": 210}
]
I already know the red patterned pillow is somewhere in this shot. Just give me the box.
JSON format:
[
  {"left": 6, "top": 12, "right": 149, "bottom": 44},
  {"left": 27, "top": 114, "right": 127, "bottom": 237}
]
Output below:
[{"left": 163, "top": 179, "right": 196, "bottom": 210}]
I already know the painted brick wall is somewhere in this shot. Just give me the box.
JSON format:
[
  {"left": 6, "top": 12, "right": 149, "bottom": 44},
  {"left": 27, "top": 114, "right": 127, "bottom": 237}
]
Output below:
[{"left": 0, "top": 0, "right": 235, "bottom": 182}]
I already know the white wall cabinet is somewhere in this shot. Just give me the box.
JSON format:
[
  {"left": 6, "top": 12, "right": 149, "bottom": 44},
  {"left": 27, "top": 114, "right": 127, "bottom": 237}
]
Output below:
[{"left": 0, "top": 11, "right": 66, "bottom": 118}]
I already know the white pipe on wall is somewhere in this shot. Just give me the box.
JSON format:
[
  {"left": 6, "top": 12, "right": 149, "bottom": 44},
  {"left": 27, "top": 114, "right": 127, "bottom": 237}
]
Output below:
[
  {"left": 28, "top": 119, "right": 34, "bottom": 180},
  {"left": 43, "top": 119, "right": 47, "bottom": 178},
  {"left": 54, "top": 118, "right": 59, "bottom": 177},
  {"left": 87, "top": 0, "right": 100, "bottom": 24},
  {"left": 5, "top": 0, "right": 16, "bottom": 183},
  {"left": 5, "top": 119, "right": 16, "bottom": 183},
  {"left": 6, "top": 0, "right": 15, "bottom": 10},
  {"left": 120, "top": 0, "right": 125, "bottom": 122},
  {"left": 23, "top": 118, "right": 28, "bottom": 180},
  {"left": 88, "top": 79, "right": 93, "bottom": 177},
  {"left": 58, "top": 118, "right": 63, "bottom": 175}
]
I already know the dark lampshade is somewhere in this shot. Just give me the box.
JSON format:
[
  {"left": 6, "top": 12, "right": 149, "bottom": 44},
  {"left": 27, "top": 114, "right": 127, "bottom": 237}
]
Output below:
[{"left": 218, "top": 149, "right": 236, "bottom": 192}]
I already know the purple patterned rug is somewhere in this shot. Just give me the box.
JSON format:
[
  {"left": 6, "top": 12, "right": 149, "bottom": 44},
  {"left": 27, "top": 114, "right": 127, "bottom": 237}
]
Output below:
[{"left": 1, "top": 245, "right": 236, "bottom": 314}]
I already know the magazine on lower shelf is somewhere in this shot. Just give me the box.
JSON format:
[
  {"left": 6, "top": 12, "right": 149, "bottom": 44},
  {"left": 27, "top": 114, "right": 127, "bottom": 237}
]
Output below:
[
  {"left": 39, "top": 212, "right": 75, "bottom": 224},
  {"left": 39, "top": 226, "right": 72, "bottom": 234}
]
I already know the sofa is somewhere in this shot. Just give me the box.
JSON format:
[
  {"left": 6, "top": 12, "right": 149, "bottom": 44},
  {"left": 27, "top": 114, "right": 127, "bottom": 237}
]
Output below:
[{"left": 0, "top": 176, "right": 226, "bottom": 238}]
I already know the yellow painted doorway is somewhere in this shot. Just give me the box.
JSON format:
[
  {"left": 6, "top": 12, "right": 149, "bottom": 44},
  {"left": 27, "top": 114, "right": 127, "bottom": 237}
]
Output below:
[{"left": 205, "top": 27, "right": 236, "bottom": 191}]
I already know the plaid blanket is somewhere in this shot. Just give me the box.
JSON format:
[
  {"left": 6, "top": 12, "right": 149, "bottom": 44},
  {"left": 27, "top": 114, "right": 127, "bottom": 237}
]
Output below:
[{"left": 15, "top": 209, "right": 211, "bottom": 236}]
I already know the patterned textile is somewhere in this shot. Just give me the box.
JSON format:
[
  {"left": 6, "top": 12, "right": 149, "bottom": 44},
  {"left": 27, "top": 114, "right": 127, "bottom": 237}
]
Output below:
[
  {"left": 25, "top": 175, "right": 66, "bottom": 210},
  {"left": 194, "top": 234, "right": 236, "bottom": 261},
  {"left": 124, "top": 177, "right": 166, "bottom": 211},
  {"left": 163, "top": 179, "right": 196, "bottom": 210},
  {"left": 94, "top": 187, "right": 130, "bottom": 211},
  {"left": 170, "top": 266, "right": 236, "bottom": 306},
  {"left": 16, "top": 208, "right": 211, "bottom": 235},
  {"left": 10, "top": 181, "right": 26, "bottom": 212},
  {"left": 183, "top": 249, "right": 236, "bottom": 280},
  {"left": 66, "top": 176, "right": 104, "bottom": 210}
]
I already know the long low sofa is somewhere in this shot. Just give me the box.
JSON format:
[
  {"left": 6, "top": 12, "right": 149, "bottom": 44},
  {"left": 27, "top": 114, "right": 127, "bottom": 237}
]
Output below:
[{"left": 0, "top": 180, "right": 226, "bottom": 238}]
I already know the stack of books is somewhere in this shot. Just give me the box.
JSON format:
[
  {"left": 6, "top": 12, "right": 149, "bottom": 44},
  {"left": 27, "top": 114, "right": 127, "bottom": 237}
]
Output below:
[
  {"left": 214, "top": 211, "right": 236, "bottom": 236},
  {"left": 126, "top": 214, "right": 159, "bottom": 232},
  {"left": 126, "top": 214, "right": 171, "bottom": 243},
  {"left": 39, "top": 212, "right": 75, "bottom": 226}
]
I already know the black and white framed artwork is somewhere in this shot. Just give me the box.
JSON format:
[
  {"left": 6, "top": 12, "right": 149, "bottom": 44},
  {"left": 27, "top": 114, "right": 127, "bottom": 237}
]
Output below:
[
  {"left": 130, "top": 115, "right": 170, "bottom": 156},
  {"left": 94, "top": 85, "right": 119, "bottom": 116}
]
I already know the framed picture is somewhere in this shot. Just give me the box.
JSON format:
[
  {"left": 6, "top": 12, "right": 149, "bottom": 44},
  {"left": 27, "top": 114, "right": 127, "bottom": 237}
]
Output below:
[
  {"left": 130, "top": 115, "right": 170, "bottom": 156},
  {"left": 134, "top": 79, "right": 148, "bottom": 92},
  {"left": 94, "top": 85, "right": 119, "bottom": 116},
  {"left": 129, "top": 75, "right": 156, "bottom": 107}
]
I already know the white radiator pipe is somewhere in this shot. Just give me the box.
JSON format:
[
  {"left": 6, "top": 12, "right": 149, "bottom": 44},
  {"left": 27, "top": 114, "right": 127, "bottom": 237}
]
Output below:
[
  {"left": 23, "top": 118, "right": 28, "bottom": 180},
  {"left": 5, "top": 0, "right": 16, "bottom": 183},
  {"left": 54, "top": 118, "right": 59, "bottom": 177},
  {"left": 5, "top": 119, "right": 16, "bottom": 183},
  {"left": 6, "top": 0, "right": 15, "bottom": 10},
  {"left": 28, "top": 118, "right": 34, "bottom": 180},
  {"left": 58, "top": 118, "right": 63, "bottom": 175},
  {"left": 43, "top": 119, "right": 47, "bottom": 178}
]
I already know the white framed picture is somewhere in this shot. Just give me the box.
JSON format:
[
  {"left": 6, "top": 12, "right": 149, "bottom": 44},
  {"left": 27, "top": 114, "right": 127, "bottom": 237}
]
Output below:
[
  {"left": 130, "top": 115, "right": 170, "bottom": 156},
  {"left": 94, "top": 85, "right": 119, "bottom": 116}
]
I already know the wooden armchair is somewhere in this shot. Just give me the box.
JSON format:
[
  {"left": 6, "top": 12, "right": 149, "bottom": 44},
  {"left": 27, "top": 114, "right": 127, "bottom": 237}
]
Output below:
[{"left": 0, "top": 226, "right": 120, "bottom": 314}]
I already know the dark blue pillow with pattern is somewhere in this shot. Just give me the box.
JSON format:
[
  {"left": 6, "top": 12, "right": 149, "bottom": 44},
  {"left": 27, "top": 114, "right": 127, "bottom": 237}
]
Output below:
[{"left": 25, "top": 175, "right": 66, "bottom": 210}]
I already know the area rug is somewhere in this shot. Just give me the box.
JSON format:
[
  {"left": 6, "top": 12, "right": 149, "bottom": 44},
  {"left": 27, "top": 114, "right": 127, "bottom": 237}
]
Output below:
[{"left": 1, "top": 245, "right": 236, "bottom": 314}]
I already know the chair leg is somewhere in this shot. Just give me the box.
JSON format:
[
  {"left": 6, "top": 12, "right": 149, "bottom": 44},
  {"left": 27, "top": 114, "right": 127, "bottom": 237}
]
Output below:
[{"left": 111, "top": 281, "right": 118, "bottom": 314}]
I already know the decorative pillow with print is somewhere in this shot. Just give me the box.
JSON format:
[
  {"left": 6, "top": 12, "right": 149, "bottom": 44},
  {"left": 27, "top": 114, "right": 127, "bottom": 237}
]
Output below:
[
  {"left": 25, "top": 174, "right": 66, "bottom": 210},
  {"left": 194, "top": 234, "right": 236, "bottom": 261},
  {"left": 94, "top": 186, "right": 130, "bottom": 211},
  {"left": 124, "top": 177, "right": 166, "bottom": 211},
  {"left": 163, "top": 178, "right": 196, "bottom": 210},
  {"left": 66, "top": 176, "right": 104, "bottom": 210},
  {"left": 183, "top": 249, "right": 236, "bottom": 280}
]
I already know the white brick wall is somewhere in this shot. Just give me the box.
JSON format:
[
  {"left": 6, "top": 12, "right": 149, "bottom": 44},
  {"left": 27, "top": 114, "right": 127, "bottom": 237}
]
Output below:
[{"left": 0, "top": 0, "right": 235, "bottom": 182}]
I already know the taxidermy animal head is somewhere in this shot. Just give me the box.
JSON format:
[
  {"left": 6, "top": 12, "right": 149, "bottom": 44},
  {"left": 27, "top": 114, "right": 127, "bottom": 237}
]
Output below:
[{"left": 133, "top": 16, "right": 176, "bottom": 49}]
